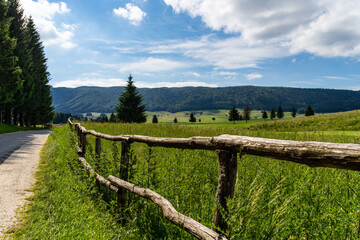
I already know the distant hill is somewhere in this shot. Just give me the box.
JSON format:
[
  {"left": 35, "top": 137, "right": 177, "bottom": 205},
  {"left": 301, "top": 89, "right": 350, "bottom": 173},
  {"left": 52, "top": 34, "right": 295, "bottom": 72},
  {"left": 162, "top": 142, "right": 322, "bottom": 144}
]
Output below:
[{"left": 51, "top": 86, "right": 360, "bottom": 114}]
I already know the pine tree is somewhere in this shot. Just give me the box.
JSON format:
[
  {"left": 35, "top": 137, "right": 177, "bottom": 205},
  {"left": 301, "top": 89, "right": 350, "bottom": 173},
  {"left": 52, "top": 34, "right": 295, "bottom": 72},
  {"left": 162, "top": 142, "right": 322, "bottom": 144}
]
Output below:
[
  {"left": 8, "top": 0, "right": 31, "bottom": 125},
  {"left": 276, "top": 105, "right": 284, "bottom": 119},
  {"left": 262, "top": 110, "right": 268, "bottom": 119},
  {"left": 189, "top": 112, "right": 196, "bottom": 122},
  {"left": 228, "top": 107, "right": 240, "bottom": 123},
  {"left": 26, "top": 17, "right": 53, "bottom": 126},
  {"left": 0, "top": 0, "right": 21, "bottom": 124},
  {"left": 109, "top": 112, "right": 116, "bottom": 122},
  {"left": 152, "top": 115, "right": 158, "bottom": 123},
  {"left": 305, "top": 105, "right": 315, "bottom": 116},
  {"left": 291, "top": 107, "right": 297, "bottom": 118},
  {"left": 270, "top": 107, "right": 276, "bottom": 119},
  {"left": 174, "top": 117, "right": 177, "bottom": 123},
  {"left": 115, "top": 74, "right": 146, "bottom": 123},
  {"left": 243, "top": 104, "right": 251, "bottom": 123}
]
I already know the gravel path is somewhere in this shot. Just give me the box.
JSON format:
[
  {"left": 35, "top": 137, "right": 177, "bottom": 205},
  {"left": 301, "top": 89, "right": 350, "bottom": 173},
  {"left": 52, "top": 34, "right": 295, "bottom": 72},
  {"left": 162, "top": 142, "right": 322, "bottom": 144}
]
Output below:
[{"left": 0, "top": 130, "right": 51, "bottom": 237}]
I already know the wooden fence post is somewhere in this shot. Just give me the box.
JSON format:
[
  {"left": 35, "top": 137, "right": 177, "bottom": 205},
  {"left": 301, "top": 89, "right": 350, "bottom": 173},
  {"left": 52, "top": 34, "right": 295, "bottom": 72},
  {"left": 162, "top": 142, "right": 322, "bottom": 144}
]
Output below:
[
  {"left": 80, "top": 132, "right": 87, "bottom": 157},
  {"left": 212, "top": 150, "right": 238, "bottom": 235},
  {"left": 95, "top": 137, "right": 101, "bottom": 170},
  {"left": 118, "top": 141, "right": 131, "bottom": 214}
]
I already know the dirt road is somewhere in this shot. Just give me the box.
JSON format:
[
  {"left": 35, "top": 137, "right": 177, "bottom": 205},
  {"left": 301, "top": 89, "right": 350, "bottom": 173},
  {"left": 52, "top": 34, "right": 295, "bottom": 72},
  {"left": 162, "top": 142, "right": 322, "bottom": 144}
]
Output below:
[{"left": 0, "top": 130, "right": 51, "bottom": 237}]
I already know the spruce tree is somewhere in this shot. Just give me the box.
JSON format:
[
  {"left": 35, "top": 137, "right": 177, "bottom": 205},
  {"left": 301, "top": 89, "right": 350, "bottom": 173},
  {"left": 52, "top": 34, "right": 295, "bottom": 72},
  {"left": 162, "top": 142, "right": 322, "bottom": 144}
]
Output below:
[
  {"left": 152, "top": 115, "right": 158, "bottom": 123},
  {"left": 228, "top": 107, "right": 240, "bottom": 123},
  {"left": 276, "top": 105, "right": 284, "bottom": 119},
  {"left": 0, "top": 0, "right": 21, "bottom": 124},
  {"left": 262, "top": 110, "right": 268, "bottom": 119},
  {"left": 305, "top": 105, "right": 315, "bottom": 116},
  {"left": 109, "top": 112, "right": 116, "bottom": 122},
  {"left": 291, "top": 107, "right": 297, "bottom": 118},
  {"left": 243, "top": 104, "right": 251, "bottom": 123},
  {"left": 115, "top": 74, "right": 146, "bottom": 123},
  {"left": 189, "top": 112, "right": 196, "bottom": 122},
  {"left": 8, "top": 0, "right": 31, "bottom": 125},
  {"left": 174, "top": 117, "right": 177, "bottom": 123},
  {"left": 26, "top": 17, "right": 53, "bottom": 126},
  {"left": 270, "top": 107, "right": 276, "bottom": 119}
]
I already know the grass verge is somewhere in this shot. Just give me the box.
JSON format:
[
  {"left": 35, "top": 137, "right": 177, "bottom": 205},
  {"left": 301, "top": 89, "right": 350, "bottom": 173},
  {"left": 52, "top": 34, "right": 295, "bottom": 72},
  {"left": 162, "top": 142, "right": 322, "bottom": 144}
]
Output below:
[
  {"left": 0, "top": 124, "right": 37, "bottom": 135},
  {"left": 10, "top": 126, "right": 133, "bottom": 239}
]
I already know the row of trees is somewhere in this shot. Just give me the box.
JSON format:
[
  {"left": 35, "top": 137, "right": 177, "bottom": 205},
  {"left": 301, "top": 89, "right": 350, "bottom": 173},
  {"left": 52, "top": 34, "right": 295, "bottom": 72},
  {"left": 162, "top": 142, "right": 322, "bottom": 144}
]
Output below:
[
  {"left": 262, "top": 105, "right": 315, "bottom": 120},
  {"left": 0, "top": 0, "right": 53, "bottom": 126},
  {"left": 228, "top": 105, "right": 251, "bottom": 123}
]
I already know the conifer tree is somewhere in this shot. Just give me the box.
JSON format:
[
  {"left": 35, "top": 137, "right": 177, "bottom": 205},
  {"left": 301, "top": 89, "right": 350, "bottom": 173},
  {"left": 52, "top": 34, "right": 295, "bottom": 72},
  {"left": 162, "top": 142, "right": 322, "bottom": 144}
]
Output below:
[
  {"left": 174, "top": 117, "right": 177, "bottom": 123},
  {"left": 305, "top": 105, "right": 315, "bottom": 116},
  {"left": 276, "top": 105, "right": 284, "bottom": 119},
  {"left": 243, "top": 104, "right": 251, "bottom": 123},
  {"left": 8, "top": 0, "right": 33, "bottom": 126},
  {"left": 228, "top": 107, "right": 240, "bottom": 123},
  {"left": 291, "top": 107, "right": 297, "bottom": 118},
  {"left": 262, "top": 110, "right": 268, "bottom": 119},
  {"left": 152, "top": 114, "right": 158, "bottom": 123},
  {"left": 109, "top": 112, "right": 116, "bottom": 122},
  {"left": 26, "top": 17, "right": 53, "bottom": 126},
  {"left": 116, "top": 74, "right": 146, "bottom": 123},
  {"left": 0, "top": 0, "right": 21, "bottom": 124},
  {"left": 189, "top": 112, "right": 196, "bottom": 122},
  {"left": 270, "top": 107, "right": 276, "bottom": 119}
]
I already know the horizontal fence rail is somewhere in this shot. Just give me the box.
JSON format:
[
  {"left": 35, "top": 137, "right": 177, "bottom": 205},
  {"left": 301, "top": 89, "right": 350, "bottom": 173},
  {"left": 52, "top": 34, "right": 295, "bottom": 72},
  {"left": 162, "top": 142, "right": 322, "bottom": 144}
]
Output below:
[
  {"left": 68, "top": 118, "right": 360, "bottom": 239},
  {"left": 71, "top": 120, "right": 360, "bottom": 171}
]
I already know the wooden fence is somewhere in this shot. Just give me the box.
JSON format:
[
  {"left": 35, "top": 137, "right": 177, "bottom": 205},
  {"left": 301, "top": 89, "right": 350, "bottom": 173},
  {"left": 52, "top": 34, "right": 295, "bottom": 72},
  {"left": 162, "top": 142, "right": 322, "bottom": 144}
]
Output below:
[{"left": 68, "top": 118, "right": 360, "bottom": 239}]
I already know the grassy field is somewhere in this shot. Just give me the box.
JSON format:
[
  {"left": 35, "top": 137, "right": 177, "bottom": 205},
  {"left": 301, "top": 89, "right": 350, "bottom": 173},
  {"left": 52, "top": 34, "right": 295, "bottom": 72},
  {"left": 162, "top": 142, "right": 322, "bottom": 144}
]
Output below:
[{"left": 11, "top": 110, "right": 360, "bottom": 239}]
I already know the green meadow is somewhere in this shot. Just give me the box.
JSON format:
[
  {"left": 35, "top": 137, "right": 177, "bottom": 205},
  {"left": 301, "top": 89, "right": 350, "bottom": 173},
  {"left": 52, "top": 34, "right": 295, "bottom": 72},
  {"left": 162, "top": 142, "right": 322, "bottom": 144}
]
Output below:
[{"left": 11, "top": 110, "right": 360, "bottom": 239}]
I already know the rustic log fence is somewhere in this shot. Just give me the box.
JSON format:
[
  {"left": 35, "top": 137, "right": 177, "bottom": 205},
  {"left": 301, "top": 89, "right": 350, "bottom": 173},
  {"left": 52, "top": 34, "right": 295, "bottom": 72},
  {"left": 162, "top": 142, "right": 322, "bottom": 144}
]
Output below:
[{"left": 68, "top": 118, "right": 360, "bottom": 239}]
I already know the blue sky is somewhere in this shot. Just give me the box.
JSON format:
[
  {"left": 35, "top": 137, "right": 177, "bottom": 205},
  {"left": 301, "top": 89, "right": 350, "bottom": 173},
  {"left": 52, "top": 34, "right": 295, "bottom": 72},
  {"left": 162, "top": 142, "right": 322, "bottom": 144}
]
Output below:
[{"left": 19, "top": 0, "right": 360, "bottom": 89}]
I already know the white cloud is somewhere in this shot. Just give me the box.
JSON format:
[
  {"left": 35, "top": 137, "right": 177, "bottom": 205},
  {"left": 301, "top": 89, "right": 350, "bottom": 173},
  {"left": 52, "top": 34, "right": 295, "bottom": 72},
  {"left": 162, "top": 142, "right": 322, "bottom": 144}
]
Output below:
[
  {"left": 164, "top": 0, "right": 360, "bottom": 58},
  {"left": 148, "top": 35, "right": 289, "bottom": 70},
  {"left": 113, "top": 3, "right": 146, "bottom": 25},
  {"left": 218, "top": 71, "right": 238, "bottom": 76},
  {"left": 323, "top": 76, "right": 348, "bottom": 80},
  {"left": 245, "top": 73, "right": 263, "bottom": 80},
  {"left": 119, "top": 57, "right": 187, "bottom": 72},
  {"left": 53, "top": 78, "right": 217, "bottom": 88},
  {"left": 20, "top": 0, "right": 75, "bottom": 48}
]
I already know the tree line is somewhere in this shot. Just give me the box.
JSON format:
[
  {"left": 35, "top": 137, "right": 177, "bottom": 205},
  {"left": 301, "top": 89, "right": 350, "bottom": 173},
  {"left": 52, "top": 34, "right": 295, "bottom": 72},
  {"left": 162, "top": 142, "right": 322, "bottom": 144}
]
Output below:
[{"left": 0, "top": 0, "right": 53, "bottom": 127}]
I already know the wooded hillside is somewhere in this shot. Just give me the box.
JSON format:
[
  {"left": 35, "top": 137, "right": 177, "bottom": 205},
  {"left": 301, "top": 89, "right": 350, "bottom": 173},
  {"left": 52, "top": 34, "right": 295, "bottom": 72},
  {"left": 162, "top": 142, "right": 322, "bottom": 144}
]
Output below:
[{"left": 51, "top": 86, "right": 360, "bottom": 114}]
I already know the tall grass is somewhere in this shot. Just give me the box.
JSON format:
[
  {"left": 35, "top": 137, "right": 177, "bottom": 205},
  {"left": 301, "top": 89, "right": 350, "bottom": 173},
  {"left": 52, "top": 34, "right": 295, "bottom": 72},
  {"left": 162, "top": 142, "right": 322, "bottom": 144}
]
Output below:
[{"left": 13, "top": 121, "right": 360, "bottom": 239}]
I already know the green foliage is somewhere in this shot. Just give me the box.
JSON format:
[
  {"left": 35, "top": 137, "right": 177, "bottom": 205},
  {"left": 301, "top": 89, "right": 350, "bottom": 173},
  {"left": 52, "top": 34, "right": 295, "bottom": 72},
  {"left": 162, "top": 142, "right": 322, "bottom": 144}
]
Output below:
[
  {"left": 270, "top": 107, "right": 276, "bottom": 119},
  {"left": 116, "top": 75, "right": 146, "bottom": 123},
  {"left": 243, "top": 104, "right": 251, "bottom": 122},
  {"left": 228, "top": 107, "right": 240, "bottom": 123},
  {"left": 174, "top": 117, "right": 177, "bottom": 123},
  {"left": 152, "top": 114, "right": 158, "bottom": 123},
  {"left": 51, "top": 85, "right": 360, "bottom": 114},
  {"left": 189, "top": 112, "right": 196, "bottom": 122},
  {"left": 109, "top": 112, "right": 116, "bottom": 123},
  {"left": 291, "top": 107, "right": 297, "bottom": 118},
  {"left": 277, "top": 105, "right": 284, "bottom": 119},
  {"left": 53, "top": 112, "right": 72, "bottom": 124},
  {"left": 305, "top": 104, "right": 315, "bottom": 116},
  {"left": 262, "top": 110, "right": 268, "bottom": 119}
]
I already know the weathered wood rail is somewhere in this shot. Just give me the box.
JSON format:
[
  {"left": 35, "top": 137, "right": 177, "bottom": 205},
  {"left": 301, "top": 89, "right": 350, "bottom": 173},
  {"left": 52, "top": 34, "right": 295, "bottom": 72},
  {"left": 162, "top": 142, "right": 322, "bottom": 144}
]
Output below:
[{"left": 68, "top": 118, "right": 360, "bottom": 239}]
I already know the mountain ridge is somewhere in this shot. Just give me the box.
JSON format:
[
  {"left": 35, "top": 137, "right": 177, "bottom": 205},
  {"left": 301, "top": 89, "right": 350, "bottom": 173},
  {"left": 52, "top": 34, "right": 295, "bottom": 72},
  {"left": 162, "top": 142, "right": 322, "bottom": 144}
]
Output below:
[{"left": 51, "top": 85, "right": 360, "bottom": 114}]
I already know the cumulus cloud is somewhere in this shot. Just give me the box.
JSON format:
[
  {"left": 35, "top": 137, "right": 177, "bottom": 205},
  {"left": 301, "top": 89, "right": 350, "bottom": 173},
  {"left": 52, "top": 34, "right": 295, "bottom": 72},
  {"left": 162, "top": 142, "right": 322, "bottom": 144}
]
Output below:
[
  {"left": 20, "top": 0, "right": 75, "bottom": 49},
  {"left": 164, "top": 0, "right": 360, "bottom": 58},
  {"left": 245, "top": 73, "right": 263, "bottom": 80},
  {"left": 113, "top": 3, "right": 146, "bottom": 25}
]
